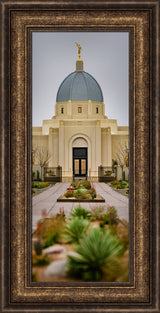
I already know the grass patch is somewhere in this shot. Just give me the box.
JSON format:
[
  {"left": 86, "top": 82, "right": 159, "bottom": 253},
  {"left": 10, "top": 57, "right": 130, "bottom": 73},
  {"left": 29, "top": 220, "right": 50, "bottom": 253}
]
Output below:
[{"left": 32, "top": 182, "right": 50, "bottom": 189}]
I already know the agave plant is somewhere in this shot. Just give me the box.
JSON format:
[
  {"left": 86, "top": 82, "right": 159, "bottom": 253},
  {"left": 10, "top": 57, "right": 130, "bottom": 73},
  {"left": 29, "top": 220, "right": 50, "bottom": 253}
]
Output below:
[
  {"left": 71, "top": 206, "right": 91, "bottom": 219},
  {"left": 66, "top": 227, "right": 124, "bottom": 281},
  {"left": 64, "top": 217, "right": 90, "bottom": 244}
]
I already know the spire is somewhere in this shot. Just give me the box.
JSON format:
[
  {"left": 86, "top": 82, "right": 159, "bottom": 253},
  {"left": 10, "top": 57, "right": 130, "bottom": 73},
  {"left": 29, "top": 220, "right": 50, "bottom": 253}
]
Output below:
[{"left": 75, "top": 42, "right": 84, "bottom": 71}]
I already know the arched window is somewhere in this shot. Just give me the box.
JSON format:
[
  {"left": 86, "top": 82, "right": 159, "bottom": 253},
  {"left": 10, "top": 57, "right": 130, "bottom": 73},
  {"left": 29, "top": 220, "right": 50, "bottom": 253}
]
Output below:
[
  {"left": 96, "top": 107, "right": 99, "bottom": 114},
  {"left": 61, "top": 107, "right": 64, "bottom": 114}
]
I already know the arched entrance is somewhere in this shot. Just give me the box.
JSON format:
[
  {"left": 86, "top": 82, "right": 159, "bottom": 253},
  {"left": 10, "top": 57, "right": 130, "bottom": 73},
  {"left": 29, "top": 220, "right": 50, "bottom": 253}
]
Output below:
[{"left": 72, "top": 137, "right": 88, "bottom": 178}]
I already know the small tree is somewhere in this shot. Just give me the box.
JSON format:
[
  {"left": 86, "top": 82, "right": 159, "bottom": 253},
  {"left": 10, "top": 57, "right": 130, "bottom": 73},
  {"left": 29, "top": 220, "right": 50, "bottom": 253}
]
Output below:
[
  {"left": 115, "top": 143, "right": 128, "bottom": 180},
  {"left": 33, "top": 146, "right": 51, "bottom": 181}
]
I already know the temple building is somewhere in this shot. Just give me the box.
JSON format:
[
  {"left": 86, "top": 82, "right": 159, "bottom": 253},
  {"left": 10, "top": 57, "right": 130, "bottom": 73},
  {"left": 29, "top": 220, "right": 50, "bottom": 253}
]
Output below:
[{"left": 32, "top": 45, "right": 129, "bottom": 181}]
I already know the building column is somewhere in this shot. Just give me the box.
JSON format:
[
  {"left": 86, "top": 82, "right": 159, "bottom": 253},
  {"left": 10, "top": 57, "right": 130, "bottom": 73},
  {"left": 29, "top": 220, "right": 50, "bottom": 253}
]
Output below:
[
  {"left": 93, "top": 121, "right": 101, "bottom": 178},
  {"left": 59, "top": 121, "right": 65, "bottom": 169},
  {"left": 48, "top": 128, "right": 59, "bottom": 167},
  {"left": 101, "top": 128, "right": 112, "bottom": 167},
  {"left": 101, "top": 128, "right": 107, "bottom": 166},
  {"left": 106, "top": 128, "right": 112, "bottom": 167}
]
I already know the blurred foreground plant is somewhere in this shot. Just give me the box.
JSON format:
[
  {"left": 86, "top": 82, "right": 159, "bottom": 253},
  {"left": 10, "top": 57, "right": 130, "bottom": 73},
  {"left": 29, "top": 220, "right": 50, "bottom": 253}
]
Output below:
[
  {"left": 66, "top": 227, "right": 125, "bottom": 281},
  {"left": 64, "top": 217, "right": 89, "bottom": 244}
]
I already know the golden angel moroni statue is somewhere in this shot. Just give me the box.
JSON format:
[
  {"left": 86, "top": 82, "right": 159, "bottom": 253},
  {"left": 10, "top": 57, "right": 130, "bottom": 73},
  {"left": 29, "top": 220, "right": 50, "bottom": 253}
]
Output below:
[{"left": 75, "top": 42, "right": 82, "bottom": 59}]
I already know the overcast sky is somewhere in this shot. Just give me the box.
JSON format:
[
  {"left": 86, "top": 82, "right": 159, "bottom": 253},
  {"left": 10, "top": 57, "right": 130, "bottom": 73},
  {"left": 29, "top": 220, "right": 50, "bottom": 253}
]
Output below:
[{"left": 32, "top": 32, "right": 129, "bottom": 127}]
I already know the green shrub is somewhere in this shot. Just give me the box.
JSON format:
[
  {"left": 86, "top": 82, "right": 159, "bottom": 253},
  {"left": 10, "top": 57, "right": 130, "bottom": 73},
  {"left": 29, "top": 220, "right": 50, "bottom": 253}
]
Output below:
[
  {"left": 108, "top": 224, "right": 118, "bottom": 236},
  {"left": 74, "top": 192, "right": 91, "bottom": 200},
  {"left": 89, "top": 188, "right": 97, "bottom": 199},
  {"left": 32, "top": 254, "right": 51, "bottom": 266},
  {"left": 110, "top": 180, "right": 119, "bottom": 186},
  {"left": 74, "top": 189, "right": 86, "bottom": 199},
  {"left": 71, "top": 206, "right": 91, "bottom": 219},
  {"left": 64, "top": 190, "right": 75, "bottom": 198},
  {"left": 100, "top": 222, "right": 105, "bottom": 228},
  {"left": 36, "top": 170, "right": 41, "bottom": 181},
  {"left": 36, "top": 216, "right": 65, "bottom": 243},
  {"left": 71, "top": 180, "right": 91, "bottom": 190},
  {"left": 105, "top": 171, "right": 112, "bottom": 176},
  {"left": 82, "top": 180, "right": 91, "bottom": 189},
  {"left": 106, "top": 206, "right": 118, "bottom": 225},
  {"left": 64, "top": 217, "right": 89, "bottom": 244},
  {"left": 90, "top": 206, "right": 105, "bottom": 221},
  {"left": 115, "top": 184, "right": 125, "bottom": 189},
  {"left": 75, "top": 189, "right": 86, "bottom": 195},
  {"left": 47, "top": 170, "right": 55, "bottom": 176},
  {"left": 71, "top": 181, "right": 79, "bottom": 188},
  {"left": 102, "top": 215, "right": 110, "bottom": 225},
  {"left": 33, "top": 182, "right": 50, "bottom": 189},
  {"left": 43, "top": 232, "right": 59, "bottom": 248},
  {"left": 66, "top": 227, "right": 124, "bottom": 281},
  {"left": 121, "top": 180, "right": 129, "bottom": 187},
  {"left": 34, "top": 241, "right": 43, "bottom": 255},
  {"left": 78, "top": 180, "right": 83, "bottom": 187},
  {"left": 98, "top": 207, "right": 118, "bottom": 229},
  {"left": 110, "top": 180, "right": 128, "bottom": 190},
  {"left": 83, "top": 193, "right": 92, "bottom": 200},
  {"left": 56, "top": 212, "right": 65, "bottom": 219}
]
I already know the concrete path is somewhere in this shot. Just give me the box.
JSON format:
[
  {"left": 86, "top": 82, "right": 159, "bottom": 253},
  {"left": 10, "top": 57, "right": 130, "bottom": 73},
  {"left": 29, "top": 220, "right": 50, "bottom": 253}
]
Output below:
[{"left": 32, "top": 182, "right": 129, "bottom": 232}]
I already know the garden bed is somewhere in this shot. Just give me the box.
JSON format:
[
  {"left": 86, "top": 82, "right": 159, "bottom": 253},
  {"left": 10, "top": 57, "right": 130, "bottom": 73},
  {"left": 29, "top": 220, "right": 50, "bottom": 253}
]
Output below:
[
  {"left": 32, "top": 182, "right": 51, "bottom": 195},
  {"left": 108, "top": 180, "right": 129, "bottom": 196},
  {"left": 58, "top": 180, "right": 105, "bottom": 202}
]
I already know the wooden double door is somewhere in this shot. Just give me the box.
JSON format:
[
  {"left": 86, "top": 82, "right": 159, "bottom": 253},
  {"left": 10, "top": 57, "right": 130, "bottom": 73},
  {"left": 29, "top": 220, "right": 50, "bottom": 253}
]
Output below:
[{"left": 73, "top": 148, "right": 88, "bottom": 177}]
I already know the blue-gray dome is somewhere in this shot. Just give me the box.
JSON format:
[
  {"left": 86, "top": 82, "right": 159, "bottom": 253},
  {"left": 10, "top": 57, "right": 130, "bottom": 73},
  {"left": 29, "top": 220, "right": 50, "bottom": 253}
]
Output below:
[{"left": 56, "top": 71, "right": 103, "bottom": 102}]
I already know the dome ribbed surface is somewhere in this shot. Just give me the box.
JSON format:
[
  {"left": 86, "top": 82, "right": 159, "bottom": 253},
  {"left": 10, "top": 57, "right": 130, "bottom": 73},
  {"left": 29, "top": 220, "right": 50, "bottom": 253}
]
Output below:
[{"left": 56, "top": 71, "right": 103, "bottom": 102}]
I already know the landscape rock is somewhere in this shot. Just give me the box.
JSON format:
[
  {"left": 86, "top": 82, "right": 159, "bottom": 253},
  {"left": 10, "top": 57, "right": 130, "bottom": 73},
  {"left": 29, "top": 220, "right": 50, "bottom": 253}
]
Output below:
[
  {"left": 42, "top": 244, "right": 66, "bottom": 255},
  {"left": 44, "top": 260, "right": 67, "bottom": 277},
  {"left": 66, "top": 251, "right": 81, "bottom": 259}
]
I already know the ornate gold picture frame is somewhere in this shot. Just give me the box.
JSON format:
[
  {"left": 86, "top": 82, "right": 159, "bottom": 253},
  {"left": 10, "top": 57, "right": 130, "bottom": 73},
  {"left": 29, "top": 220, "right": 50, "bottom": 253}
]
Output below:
[{"left": 0, "top": 1, "right": 159, "bottom": 312}]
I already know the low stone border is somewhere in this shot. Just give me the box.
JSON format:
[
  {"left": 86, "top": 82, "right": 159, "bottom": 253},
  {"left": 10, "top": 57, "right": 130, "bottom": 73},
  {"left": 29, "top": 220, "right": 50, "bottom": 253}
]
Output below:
[{"left": 57, "top": 195, "right": 105, "bottom": 203}]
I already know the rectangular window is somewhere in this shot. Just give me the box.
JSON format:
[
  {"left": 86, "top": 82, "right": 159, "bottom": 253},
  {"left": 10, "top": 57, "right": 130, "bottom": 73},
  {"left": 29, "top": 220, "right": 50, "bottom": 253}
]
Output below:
[
  {"left": 74, "top": 159, "right": 79, "bottom": 175},
  {"left": 61, "top": 107, "right": 64, "bottom": 114},
  {"left": 78, "top": 107, "right": 82, "bottom": 113},
  {"left": 96, "top": 107, "right": 99, "bottom": 114},
  {"left": 81, "top": 159, "right": 86, "bottom": 175}
]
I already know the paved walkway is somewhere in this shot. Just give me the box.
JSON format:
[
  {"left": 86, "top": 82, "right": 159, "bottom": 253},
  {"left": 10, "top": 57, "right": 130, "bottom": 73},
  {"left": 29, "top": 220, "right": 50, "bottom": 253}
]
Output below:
[{"left": 32, "top": 182, "right": 129, "bottom": 231}]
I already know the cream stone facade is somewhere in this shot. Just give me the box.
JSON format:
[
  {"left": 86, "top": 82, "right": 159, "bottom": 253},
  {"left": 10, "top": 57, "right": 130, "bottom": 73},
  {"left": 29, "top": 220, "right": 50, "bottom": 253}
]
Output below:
[{"left": 32, "top": 55, "right": 129, "bottom": 181}]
